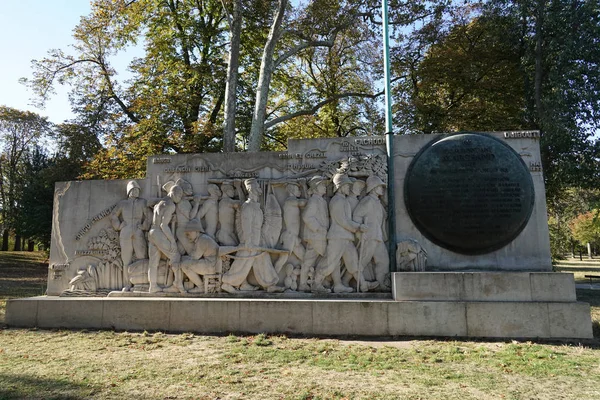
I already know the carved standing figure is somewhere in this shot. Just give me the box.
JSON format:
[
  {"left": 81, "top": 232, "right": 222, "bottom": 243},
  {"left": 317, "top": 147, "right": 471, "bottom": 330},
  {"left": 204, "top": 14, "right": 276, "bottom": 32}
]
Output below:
[
  {"left": 110, "top": 180, "right": 150, "bottom": 290},
  {"left": 313, "top": 173, "right": 371, "bottom": 293},
  {"left": 196, "top": 184, "right": 220, "bottom": 238},
  {"left": 299, "top": 176, "right": 329, "bottom": 292},
  {"left": 352, "top": 175, "right": 388, "bottom": 290},
  {"left": 221, "top": 178, "right": 282, "bottom": 293},
  {"left": 274, "top": 181, "right": 307, "bottom": 272},
  {"left": 175, "top": 178, "right": 200, "bottom": 256},
  {"left": 347, "top": 178, "right": 366, "bottom": 212},
  {"left": 216, "top": 182, "right": 241, "bottom": 246},
  {"left": 147, "top": 182, "right": 183, "bottom": 293}
]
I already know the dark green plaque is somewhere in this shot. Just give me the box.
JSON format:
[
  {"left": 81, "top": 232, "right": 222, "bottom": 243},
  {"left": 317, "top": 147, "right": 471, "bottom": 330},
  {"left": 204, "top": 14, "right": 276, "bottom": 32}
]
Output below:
[{"left": 404, "top": 133, "right": 535, "bottom": 255}]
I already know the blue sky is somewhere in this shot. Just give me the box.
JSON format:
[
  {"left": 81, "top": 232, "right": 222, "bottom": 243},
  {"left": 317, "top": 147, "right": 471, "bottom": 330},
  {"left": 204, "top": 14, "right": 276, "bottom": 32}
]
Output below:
[{"left": 0, "top": 1, "right": 93, "bottom": 123}]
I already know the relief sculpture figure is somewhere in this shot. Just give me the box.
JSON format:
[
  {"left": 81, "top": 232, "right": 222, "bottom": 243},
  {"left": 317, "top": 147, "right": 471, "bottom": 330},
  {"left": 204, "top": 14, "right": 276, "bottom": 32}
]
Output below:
[
  {"left": 175, "top": 178, "right": 200, "bottom": 256},
  {"left": 347, "top": 178, "right": 366, "bottom": 212},
  {"left": 173, "top": 219, "right": 220, "bottom": 293},
  {"left": 352, "top": 175, "right": 388, "bottom": 291},
  {"left": 313, "top": 173, "right": 368, "bottom": 293},
  {"left": 299, "top": 176, "right": 329, "bottom": 292},
  {"left": 148, "top": 182, "right": 183, "bottom": 293},
  {"left": 216, "top": 182, "right": 241, "bottom": 246},
  {"left": 196, "top": 184, "right": 220, "bottom": 238},
  {"left": 221, "top": 179, "right": 282, "bottom": 293},
  {"left": 110, "top": 180, "right": 150, "bottom": 290},
  {"left": 274, "top": 181, "right": 307, "bottom": 273}
]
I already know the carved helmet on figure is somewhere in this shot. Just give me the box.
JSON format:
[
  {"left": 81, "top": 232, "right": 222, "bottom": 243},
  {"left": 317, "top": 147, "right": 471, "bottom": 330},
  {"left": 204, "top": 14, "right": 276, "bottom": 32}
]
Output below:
[
  {"left": 332, "top": 173, "right": 352, "bottom": 190},
  {"left": 307, "top": 176, "right": 326, "bottom": 189},
  {"left": 126, "top": 180, "right": 141, "bottom": 197},
  {"left": 366, "top": 175, "right": 386, "bottom": 193}
]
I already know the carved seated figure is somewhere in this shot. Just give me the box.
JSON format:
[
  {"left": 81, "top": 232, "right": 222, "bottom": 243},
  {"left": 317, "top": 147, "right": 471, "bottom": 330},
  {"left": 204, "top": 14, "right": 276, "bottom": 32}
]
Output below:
[{"left": 172, "top": 219, "right": 220, "bottom": 293}]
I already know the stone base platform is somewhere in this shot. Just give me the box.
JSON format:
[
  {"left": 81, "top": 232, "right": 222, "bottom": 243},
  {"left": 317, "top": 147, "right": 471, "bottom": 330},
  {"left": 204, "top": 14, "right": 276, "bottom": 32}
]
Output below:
[
  {"left": 4, "top": 297, "right": 592, "bottom": 339},
  {"left": 5, "top": 272, "right": 593, "bottom": 339}
]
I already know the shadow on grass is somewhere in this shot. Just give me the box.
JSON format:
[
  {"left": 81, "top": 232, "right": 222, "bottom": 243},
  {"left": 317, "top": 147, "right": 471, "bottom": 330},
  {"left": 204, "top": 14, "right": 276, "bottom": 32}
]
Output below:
[{"left": 0, "top": 373, "right": 96, "bottom": 400}]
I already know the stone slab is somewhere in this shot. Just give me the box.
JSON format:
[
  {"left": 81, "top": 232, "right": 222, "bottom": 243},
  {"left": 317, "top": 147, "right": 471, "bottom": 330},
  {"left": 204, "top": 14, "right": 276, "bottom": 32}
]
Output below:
[
  {"left": 466, "top": 302, "right": 550, "bottom": 338},
  {"left": 392, "top": 272, "right": 577, "bottom": 302},
  {"left": 37, "top": 297, "right": 104, "bottom": 329},
  {"left": 101, "top": 299, "right": 171, "bottom": 331},
  {"left": 388, "top": 301, "right": 467, "bottom": 337},
  {"left": 548, "top": 302, "right": 594, "bottom": 339},
  {"left": 5, "top": 297, "right": 593, "bottom": 339},
  {"left": 530, "top": 273, "right": 576, "bottom": 302},
  {"left": 4, "top": 297, "right": 39, "bottom": 327}
]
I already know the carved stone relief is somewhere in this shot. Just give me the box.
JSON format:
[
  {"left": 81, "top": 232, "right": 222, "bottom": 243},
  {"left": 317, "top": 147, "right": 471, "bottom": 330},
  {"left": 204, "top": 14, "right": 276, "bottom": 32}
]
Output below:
[{"left": 63, "top": 154, "right": 395, "bottom": 295}]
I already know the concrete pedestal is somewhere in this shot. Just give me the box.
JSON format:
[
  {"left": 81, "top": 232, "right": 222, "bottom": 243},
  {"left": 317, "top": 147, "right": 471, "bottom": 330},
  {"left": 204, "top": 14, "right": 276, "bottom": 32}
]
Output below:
[{"left": 5, "top": 273, "right": 593, "bottom": 339}]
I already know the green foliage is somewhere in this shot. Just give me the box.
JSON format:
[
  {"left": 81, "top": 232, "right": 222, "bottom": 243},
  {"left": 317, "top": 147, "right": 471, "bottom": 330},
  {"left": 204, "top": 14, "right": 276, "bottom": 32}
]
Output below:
[
  {"left": 0, "top": 106, "right": 51, "bottom": 249},
  {"left": 569, "top": 210, "right": 600, "bottom": 248}
]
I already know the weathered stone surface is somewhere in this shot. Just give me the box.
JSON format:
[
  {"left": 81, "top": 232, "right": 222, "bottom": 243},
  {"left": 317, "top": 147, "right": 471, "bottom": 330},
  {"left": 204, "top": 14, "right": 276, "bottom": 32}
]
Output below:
[
  {"left": 530, "top": 273, "right": 576, "bottom": 302},
  {"left": 101, "top": 299, "right": 170, "bottom": 331},
  {"left": 392, "top": 272, "right": 578, "bottom": 302},
  {"left": 37, "top": 298, "right": 104, "bottom": 329},
  {"left": 8, "top": 296, "right": 591, "bottom": 338},
  {"left": 4, "top": 297, "right": 39, "bottom": 327},
  {"left": 392, "top": 273, "right": 463, "bottom": 301},
  {"left": 388, "top": 301, "right": 467, "bottom": 337},
  {"left": 548, "top": 302, "right": 594, "bottom": 338},
  {"left": 466, "top": 302, "right": 550, "bottom": 338}
]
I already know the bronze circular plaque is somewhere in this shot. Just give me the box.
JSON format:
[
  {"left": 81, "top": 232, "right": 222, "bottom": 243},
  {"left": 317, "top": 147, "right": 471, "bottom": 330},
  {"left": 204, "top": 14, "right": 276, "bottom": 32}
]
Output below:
[{"left": 404, "top": 133, "right": 535, "bottom": 255}]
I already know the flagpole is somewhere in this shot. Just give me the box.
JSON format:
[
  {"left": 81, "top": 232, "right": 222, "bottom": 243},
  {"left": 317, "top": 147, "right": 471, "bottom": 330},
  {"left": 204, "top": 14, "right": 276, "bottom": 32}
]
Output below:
[{"left": 382, "top": 0, "right": 396, "bottom": 273}]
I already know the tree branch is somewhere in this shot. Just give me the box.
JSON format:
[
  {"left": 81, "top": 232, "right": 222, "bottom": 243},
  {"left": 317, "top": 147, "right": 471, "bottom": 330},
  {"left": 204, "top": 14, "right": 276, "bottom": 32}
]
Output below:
[
  {"left": 264, "top": 91, "right": 384, "bottom": 130},
  {"left": 274, "top": 39, "right": 334, "bottom": 68}
]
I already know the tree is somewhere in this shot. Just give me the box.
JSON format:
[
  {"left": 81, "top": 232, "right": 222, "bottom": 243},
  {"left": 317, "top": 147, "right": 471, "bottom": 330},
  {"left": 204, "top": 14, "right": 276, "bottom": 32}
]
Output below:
[
  {"left": 392, "top": 0, "right": 600, "bottom": 201},
  {"left": 569, "top": 210, "right": 600, "bottom": 255},
  {"left": 221, "top": 0, "right": 243, "bottom": 152},
  {"left": 24, "top": 0, "right": 228, "bottom": 177},
  {"left": 246, "top": 0, "right": 386, "bottom": 151},
  {"left": 409, "top": 12, "right": 527, "bottom": 133},
  {"left": 0, "top": 107, "right": 51, "bottom": 250}
]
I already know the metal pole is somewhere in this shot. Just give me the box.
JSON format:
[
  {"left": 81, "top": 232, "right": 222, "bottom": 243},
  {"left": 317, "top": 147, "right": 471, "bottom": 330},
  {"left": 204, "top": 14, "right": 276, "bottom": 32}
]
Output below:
[{"left": 382, "top": 0, "right": 396, "bottom": 272}]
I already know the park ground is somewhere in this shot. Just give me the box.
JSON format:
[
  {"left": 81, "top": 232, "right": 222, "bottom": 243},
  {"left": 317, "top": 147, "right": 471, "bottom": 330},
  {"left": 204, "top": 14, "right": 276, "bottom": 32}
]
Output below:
[{"left": 0, "top": 252, "right": 599, "bottom": 399}]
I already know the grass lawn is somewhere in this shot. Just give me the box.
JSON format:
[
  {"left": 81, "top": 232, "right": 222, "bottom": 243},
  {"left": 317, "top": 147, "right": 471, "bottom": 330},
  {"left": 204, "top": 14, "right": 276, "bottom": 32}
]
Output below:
[{"left": 1, "top": 252, "right": 599, "bottom": 399}]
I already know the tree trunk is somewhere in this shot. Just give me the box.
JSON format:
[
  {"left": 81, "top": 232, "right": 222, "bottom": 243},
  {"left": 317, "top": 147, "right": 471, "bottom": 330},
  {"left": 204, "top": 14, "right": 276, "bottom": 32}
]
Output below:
[
  {"left": 223, "top": 0, "right": 242, "bottom": 153},
  {"left": 28, "top": 240, "right": 35, "bottom": 252},
  {"left": 1, "top": 229, "right": 8, "bottom": 251},
  {"left": 14, "top": 233, "right": 21, "bottom": 251},
  {"left": 534, "top": 0, "right": 544, "bottom": 126},
  {"left": 248, "top": 0, "right": 287, "bottom": 152}
]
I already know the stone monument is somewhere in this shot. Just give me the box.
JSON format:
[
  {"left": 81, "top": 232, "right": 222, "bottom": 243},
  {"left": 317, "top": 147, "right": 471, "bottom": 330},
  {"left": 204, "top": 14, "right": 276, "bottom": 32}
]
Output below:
[{"left": 5, "top": 132, "right": 593, "bottom": 339}]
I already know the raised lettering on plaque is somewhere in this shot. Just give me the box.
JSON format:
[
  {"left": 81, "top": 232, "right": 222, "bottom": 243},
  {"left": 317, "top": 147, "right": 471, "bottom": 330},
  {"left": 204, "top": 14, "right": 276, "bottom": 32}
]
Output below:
[{"left": 404, "top": 133, "right": 535, "bottom": 255}]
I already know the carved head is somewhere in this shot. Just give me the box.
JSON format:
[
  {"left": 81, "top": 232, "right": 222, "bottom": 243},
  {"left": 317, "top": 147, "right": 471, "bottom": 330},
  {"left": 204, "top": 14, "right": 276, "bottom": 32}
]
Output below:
[
  {"left": 207, "top": 184, "right": 221, "bottom": 197},
  {"left": 307, "top": 176, "right": 327, "bottom": 196},
  {"left": 244, "top": 178, "right": 261, "bottom": 200},
  {"left": 332, "top": 173, "right": 352, "bottom": 193},
  {"left": 366, "top": 175, "right": 386, "bottom": 194},
  {"left": 287, "top": 182, "right": 301, "bottom": 197},
  {"left": 176, "top": 178, "right": 194, "bottom": 196},
  {"left": 351, "top": 179, "right": 366, "bottom": 197},
  {"left": 221, "top": 183, "right": 235, "bottom": 198},
  {"left": 126, "top": 180, "right": 141, "bottom": 198},
  {"left": 168, "top": 185, "right": 184, "bottom": 203},
  {"left": 184, "top": 218, "right": 204, "bottom": 241}
]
